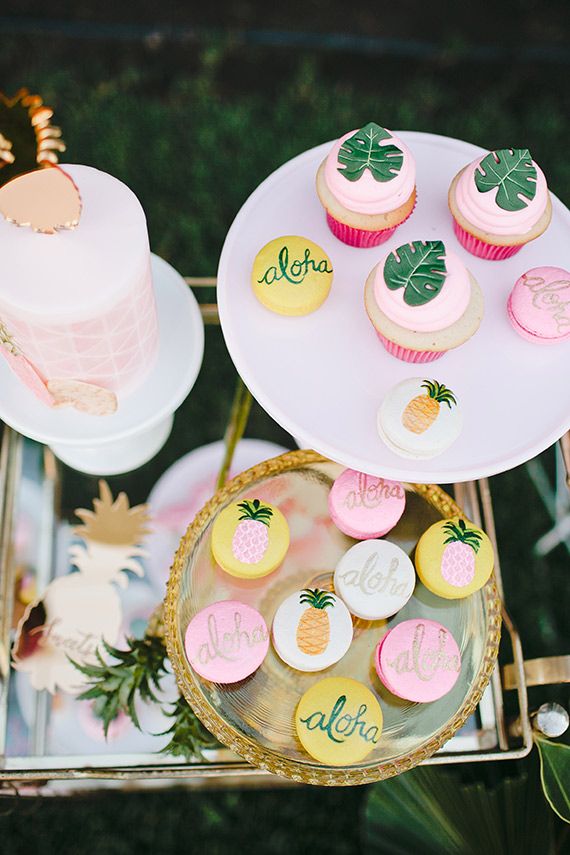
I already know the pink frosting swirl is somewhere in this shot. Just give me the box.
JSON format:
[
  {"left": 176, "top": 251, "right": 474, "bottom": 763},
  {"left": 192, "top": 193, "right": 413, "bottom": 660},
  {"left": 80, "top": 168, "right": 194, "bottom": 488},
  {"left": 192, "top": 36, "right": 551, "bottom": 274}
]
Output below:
[
  {"left": 455, "top": 154, "right": 549, "bottom": 236},
  {"left": 324, "top": 128, "right": 416, "bottom": 214},
  {"left": 374, "top": 245, "right": 471, "bottom": 332}
]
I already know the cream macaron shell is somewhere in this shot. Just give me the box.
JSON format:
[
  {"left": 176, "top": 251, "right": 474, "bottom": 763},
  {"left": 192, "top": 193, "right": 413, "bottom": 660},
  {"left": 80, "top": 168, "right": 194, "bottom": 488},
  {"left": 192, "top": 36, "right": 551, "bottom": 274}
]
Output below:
[
  {"left": 272, "top": 589, "right": 353, "bottom": 672},
  {"left": 378, "top": 378, "right": 462, "bottom": 459},
  {"left": 334, "top": 539, "right": 415, "bottom": 620}
]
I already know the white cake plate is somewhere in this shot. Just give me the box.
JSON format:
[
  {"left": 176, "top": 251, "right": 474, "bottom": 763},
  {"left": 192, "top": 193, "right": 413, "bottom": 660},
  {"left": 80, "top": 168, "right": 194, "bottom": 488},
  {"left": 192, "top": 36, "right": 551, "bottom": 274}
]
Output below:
[
  {"left": 218, "top": 131, "right": 570, "bottom": 483},
  {"left": 0, "top": 254, "right": 205, "bottom": 475}
]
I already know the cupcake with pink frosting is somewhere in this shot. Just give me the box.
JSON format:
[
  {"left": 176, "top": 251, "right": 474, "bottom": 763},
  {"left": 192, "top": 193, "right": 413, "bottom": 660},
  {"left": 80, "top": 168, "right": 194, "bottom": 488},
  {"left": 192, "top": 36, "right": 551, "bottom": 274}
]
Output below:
[
  {"left": 316, "top": 122, "right": 416, "bottom": 248},
  {"left": 448, "top": 148, "right": 552, "bottom": 260},
  {"left": 364, "top": 239, "right": 484, "bottom": 362}
]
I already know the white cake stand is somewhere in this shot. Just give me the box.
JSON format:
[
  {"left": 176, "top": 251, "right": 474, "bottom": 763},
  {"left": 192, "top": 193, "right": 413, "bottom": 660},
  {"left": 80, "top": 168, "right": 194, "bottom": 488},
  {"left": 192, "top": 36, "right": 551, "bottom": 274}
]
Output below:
[
  {"left": 218, "top": 132, "right": 570, "bottom": 483},
  {"left": 0, "top": 254, "right": 205, "bottom": 475}
]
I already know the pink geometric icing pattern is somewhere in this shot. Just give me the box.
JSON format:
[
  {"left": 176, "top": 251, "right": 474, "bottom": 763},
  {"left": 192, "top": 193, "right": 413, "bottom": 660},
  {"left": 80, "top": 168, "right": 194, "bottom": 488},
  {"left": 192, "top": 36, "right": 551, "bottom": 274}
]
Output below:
[
  {"left": 440, "top": 540, "right": 475, "bottom": 587},
  {"left": 0, "top": 264, "right": 158, "bottom": 396},
  {"left": 231, "top": 519, "right": 269, "bottom": 564}
]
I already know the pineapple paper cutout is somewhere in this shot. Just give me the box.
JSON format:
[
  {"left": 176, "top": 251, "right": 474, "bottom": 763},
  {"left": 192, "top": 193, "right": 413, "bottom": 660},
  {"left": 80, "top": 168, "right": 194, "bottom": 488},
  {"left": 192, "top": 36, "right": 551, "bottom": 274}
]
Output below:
[
  {"left": 272, "top": 588, "right": 353, "bottom": 672},
  {"left": 212, "top": 496, "right": 290, "bottom": 579},
  {"left": 415, "top": 515, "right": 494, "bottom": 600},
  {"left": 441, "top": 519, "right": 482, "bottom": 587},
  {"left": 296, "top": 589, "right": 335, "bottom": 655},
  {"left": 12, "top": 481, "right": 151, "bottom": 694},
  {"left": 232, "top": 499, "right": 273, "bottom": 563},
  {"left": 402, "top": 380, "right": 457, "bottom": 434}
]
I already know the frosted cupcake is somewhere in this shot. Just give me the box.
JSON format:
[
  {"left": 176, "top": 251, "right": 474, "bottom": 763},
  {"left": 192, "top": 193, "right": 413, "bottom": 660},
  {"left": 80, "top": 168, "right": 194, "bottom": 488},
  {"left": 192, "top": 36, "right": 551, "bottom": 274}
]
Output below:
[
  {"left": 364, "top": 239, "right": 483, "bottom": 362},
  {"left": 448, "top": 148, "right": 552, "bottom": 260},
  {"left": 316, "top": 123, "right": 416, "bottom": 248}
]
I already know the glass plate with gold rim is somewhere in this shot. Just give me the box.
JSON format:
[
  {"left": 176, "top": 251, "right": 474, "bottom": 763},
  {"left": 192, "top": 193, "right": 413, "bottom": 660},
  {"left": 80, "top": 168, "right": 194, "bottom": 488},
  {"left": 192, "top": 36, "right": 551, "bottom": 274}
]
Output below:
[{"left": 165, "top": 450, "right": 501, "bottom": 786}]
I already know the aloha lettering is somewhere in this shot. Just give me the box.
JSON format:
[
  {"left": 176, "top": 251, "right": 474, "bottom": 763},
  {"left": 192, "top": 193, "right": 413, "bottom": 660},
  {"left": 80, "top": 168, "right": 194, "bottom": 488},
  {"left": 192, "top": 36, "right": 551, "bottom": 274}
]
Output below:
[
  {"left": 338, "top": 552, "right": 409, "bottom": 598},
  {"left": 523, "top": 273, "right": 570, "bottom": 332},
  {"left": 30, "top": 618, "right": 99, "bottom": 657},
  {"left": 299, "top": 694, "right": 380, "bottom": 745},
  {"left": 257, "top": 246, "right": 333, "bottom": 285},
  {"left": 195, "top": 611, "right": 268, "bottom": 665},
  {"left": 387, "top": 623, "right": 460, "bottom": 682},
  {"left": 344, "top": 473, "right": 405, "bottom": 510}
]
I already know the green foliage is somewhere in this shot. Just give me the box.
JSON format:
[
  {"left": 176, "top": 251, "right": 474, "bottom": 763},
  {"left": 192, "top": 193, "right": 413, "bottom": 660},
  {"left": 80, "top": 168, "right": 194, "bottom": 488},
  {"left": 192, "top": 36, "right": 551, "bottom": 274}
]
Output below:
[
  {"left": 71, "top": 635, "right": 168, "bottom": 736},
  {"left": 474, "top": 149, "right": 537, "bottom": 211},
  {"left": 535, "top": 734, "right": 570, "bottom": 824},
  {"left": 384, "top": 241, "right": 447, "bottom": 306},
  {"left": 363, "top": 765, "right": 555, "bottom": 855},
  {"left": 159, "top": 696, "right": 219, "bottom": 761},
  {"left": 337, "top": 122, "right": 403, "bottom": 182}
]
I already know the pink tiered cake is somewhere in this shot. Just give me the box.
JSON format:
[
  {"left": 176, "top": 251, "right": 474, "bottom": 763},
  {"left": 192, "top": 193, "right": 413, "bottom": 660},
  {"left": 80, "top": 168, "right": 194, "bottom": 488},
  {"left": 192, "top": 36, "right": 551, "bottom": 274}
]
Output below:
[{"left": 0, "top": 165, "right": 159, "bottom": 413}]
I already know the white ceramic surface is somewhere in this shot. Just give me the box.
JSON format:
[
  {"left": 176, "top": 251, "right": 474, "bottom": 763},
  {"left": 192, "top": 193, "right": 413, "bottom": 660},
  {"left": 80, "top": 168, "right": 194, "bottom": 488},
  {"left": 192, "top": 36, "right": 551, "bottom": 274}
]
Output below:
[
  {"left": 0, "top": 254, "right": 204, "bottom": 450},
  {"left": 218, "top": 132, "right": 570, "bottom": 482}
]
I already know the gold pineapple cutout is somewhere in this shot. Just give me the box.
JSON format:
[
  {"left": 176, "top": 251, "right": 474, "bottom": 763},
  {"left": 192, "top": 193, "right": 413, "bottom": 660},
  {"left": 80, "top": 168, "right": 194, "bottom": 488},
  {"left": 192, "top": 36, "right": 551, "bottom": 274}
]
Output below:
[
  {"left": 0, "top": 88, "right": 66, "bottom": 183},
  {"left": 402, "top": 380, "right": 457, "bottom": 435},
  {"left": 296, "top": 589, "right": 336, "bottom": 655}
]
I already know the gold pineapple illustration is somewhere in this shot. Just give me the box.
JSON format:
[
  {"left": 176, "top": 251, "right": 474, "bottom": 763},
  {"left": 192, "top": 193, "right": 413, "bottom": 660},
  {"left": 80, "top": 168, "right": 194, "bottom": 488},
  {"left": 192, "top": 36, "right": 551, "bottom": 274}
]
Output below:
[
  {"left": 402, "top": 380, "right": 457, "bottom": 434},
  {"left": 296, "top": 589, "right": 336, "bottom": 655}
]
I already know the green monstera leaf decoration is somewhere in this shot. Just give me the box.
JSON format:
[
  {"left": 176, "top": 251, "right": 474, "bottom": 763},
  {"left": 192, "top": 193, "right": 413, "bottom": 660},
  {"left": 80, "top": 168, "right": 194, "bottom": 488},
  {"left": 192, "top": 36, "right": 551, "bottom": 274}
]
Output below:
[
  {"left": 337, "top": 122, "right": 403, "bottom": 183},
  {"left": 383, "top": 240, "right": 447, "bottom": 307},
  {"left": 474, "top": 148, "right": 537, "bottom": 212}
]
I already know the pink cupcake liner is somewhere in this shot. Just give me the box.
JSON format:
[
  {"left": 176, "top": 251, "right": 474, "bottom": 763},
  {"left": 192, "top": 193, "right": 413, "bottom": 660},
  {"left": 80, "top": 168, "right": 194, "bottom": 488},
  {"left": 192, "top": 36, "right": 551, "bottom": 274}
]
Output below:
[
  {"left": 326, "top": 195, "right": 417, "bottom": 249},
  {"left": 326, "top": 213, "right": 397, "bottom": 248},
  {"left": 376, "top": 331, "right": 444, "bottom": 363},
  {"left": 452, "top": 218, "right": 522, "bottom": 260}
]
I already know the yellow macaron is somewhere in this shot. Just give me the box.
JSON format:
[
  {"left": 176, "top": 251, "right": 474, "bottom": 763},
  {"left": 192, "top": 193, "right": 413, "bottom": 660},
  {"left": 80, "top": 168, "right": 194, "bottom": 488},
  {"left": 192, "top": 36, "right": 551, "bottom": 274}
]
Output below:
[
  {"left": 415, "top": 516, "right": 494, "bottom": 599},
  {"left": 211, "top": 497, "right": 289, "bottom": 579},
  {"left": 251, "top": 235, "right": 333, "bottom": 316}
]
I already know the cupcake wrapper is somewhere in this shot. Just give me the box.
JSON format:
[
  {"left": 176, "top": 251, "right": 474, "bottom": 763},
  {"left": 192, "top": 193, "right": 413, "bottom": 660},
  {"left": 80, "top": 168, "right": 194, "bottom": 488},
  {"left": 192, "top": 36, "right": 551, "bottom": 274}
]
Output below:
[
  {"left": 326, "top": 195, "right": 417, "bottom": 248},
  {"left": 326, "top": 213, "right": 397, "bottom": 248},
  {"left": 376, "top": 331, "right": 445, "bottom": 363},
  {"left": 452, "top": 219, "right": 522, "bottom": 260}
]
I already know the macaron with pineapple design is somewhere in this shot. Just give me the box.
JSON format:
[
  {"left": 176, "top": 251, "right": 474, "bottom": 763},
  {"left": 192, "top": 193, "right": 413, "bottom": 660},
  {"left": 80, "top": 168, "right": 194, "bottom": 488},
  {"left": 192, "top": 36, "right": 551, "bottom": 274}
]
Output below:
[
  {"left": 272, "top": 588, "right": 353, "bottom": 672},
  {"left": 415, "top": 516, "right": 494, "bottom": 598},
  {"left": 378, "top": 378, "right": 462, "bottom": 459},
  {"left": 211, "top": 497, "right": 290, "bottom": 579}
]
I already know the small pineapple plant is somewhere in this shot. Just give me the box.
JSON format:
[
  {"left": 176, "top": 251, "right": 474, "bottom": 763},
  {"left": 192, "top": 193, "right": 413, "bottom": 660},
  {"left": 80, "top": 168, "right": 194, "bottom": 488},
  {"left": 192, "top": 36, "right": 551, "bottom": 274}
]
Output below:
[
  {"left": 402, "top": 380, "right": 457, "bottom": 434},
  {"left": 232, "top": 498, "right": 273, "bottom": 564},
  {"left": 296, "top": 589, "right": 336, "bottom": 655},
  {"left": 441, "top": 518, "right": 483, "bottom": 587}
]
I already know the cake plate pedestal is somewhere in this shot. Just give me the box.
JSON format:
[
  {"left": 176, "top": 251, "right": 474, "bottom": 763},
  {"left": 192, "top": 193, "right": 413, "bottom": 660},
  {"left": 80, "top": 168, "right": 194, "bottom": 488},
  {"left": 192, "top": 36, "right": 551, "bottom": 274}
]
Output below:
[{"left": 0, "top": 254, "right": 204, "bottom": 475}]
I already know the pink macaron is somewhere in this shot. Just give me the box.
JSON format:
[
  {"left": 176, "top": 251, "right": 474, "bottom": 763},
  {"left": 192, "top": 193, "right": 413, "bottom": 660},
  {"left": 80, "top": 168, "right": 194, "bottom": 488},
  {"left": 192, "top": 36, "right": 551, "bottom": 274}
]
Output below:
[
  {"left": 328, "top": 468, "right": 406, "bottom": 539},
  {"left": 375, "top": 618, "right": 461, "bottom": 702},
  {"left": 508, "top": 266, "right": 570, "bottom": 344}
]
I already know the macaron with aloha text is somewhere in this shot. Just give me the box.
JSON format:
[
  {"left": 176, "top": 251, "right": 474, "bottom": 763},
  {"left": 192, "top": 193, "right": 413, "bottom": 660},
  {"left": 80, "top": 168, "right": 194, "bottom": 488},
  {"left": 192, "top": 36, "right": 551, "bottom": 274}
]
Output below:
[
  {"left": 184, "top": 600, "right": 269, "bottom": 683},
  {"left": 251, "top": 235, "right": 333, "bottom": 316},
  {"left": 375, "top": 618, "right": 461, "bottom": 702},
  {"left": 328, "top": 468, "right": 406, "bottom": 539},
  {"left": 334, "top": 539, "right": 415, "bottom": 620},
  {"left": 295, "top": 677, "right": 383, "bottom": 765}
]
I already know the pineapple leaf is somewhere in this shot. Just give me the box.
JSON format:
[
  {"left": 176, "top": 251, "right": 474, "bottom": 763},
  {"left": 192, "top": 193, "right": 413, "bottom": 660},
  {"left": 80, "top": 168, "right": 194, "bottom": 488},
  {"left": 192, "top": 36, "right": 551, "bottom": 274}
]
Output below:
[
  {"left": 158, "top": 695, "right": 219, "bottom": 762},
  {"left": 443, "top": 519, "right": 483, "bottom": 553},
  {"left": 422, "top": 381, "right": 457, "bottom": 408},
  {"left": 474, "top": 148, "right": 537, "bottom": 212},
  {"left": 337, "top": 123, "right": 403, "bottom": 183},
  {"left": 236, "top": 498, "right": 273, "bottom": 525},
  {"left": 384, "top": 241, "right": 447, "bottom": 307},
  {"left": 300, "top": 589, "right": 336, "bottom": 610}
]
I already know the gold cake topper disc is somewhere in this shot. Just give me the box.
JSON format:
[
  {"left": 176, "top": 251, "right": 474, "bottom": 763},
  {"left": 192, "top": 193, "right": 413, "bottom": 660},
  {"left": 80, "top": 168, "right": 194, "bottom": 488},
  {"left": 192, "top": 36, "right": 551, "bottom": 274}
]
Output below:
[{"left": 0, "top": 165, "right": 82, "bottom": 233}]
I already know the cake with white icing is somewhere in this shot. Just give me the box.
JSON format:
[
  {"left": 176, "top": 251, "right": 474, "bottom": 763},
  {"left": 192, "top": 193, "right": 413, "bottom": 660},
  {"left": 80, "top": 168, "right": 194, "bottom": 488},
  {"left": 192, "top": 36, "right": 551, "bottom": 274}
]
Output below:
[{"left": 0, "top": 164, "right": 159, "bottom": 413}]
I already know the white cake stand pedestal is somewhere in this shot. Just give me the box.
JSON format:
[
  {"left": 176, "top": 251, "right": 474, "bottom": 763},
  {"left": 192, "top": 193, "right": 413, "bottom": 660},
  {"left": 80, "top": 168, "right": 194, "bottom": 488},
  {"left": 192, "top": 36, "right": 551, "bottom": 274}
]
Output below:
[{"left": 0, "top": 255, "right": 204, "bottom": 475}]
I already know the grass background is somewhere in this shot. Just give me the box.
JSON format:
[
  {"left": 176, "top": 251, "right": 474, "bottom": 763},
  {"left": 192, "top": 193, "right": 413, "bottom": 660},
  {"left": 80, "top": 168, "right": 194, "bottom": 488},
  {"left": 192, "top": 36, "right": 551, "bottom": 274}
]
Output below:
[{"left": 0, "top": 8, "right": 569, "bottom": 852}]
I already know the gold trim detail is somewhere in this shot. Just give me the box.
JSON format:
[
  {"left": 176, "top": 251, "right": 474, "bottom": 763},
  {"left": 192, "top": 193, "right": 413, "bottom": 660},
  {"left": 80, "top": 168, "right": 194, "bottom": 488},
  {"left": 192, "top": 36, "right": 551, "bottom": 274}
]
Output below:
[{"left": 164, "top": 450, "right": 502, "bottom": 786}]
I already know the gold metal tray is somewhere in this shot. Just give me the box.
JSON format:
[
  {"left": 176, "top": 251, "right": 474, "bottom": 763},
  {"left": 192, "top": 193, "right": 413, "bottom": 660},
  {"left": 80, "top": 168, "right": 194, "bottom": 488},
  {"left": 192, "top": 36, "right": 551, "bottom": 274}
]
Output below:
[{"left": 165, "top": 450, "right": 502, "bottom": 785}]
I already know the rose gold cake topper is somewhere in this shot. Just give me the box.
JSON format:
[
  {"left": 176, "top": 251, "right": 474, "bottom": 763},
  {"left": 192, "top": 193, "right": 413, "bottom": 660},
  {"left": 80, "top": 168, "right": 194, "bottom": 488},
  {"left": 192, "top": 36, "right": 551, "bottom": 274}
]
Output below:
[
  {"left": 0, "top": 165, "right": 82, "bottom": 233},
  {"left": 0, "top": 88, "right": 66, "bottom": 178},
  {"left": 47, "top": 378, "right": 118, "bottom": 415},
  {"left": 12, "top": 481, "right": 151, "bottom": 694}
]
